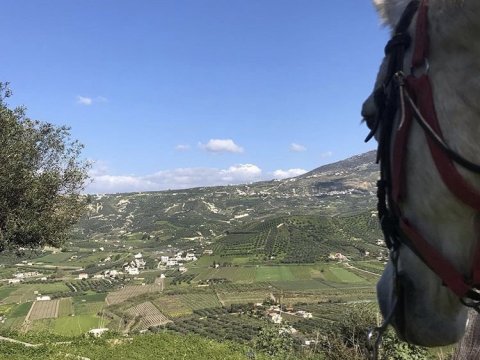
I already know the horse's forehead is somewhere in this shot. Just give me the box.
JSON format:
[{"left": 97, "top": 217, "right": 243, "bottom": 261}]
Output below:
[{"left": 372, "top": 0, "right": 412, "bottom": 28}]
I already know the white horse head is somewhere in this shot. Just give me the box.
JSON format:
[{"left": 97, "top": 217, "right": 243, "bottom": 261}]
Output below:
[{"left": 364, "top": 0, "right": 480, "bottom": 346}]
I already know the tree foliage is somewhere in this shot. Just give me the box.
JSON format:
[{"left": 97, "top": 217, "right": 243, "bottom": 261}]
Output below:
[
  {"left": 318, "top": 305, "right": 429, "bottom": 360},
  {"left": 0, "top": 83, "right": 90, "bottom": 252},
  {"left": 253, "top": 325, "right": 294, "bottom": 357}
]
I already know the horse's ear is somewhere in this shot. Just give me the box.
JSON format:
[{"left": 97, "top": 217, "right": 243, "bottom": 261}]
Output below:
[{"left": 372, "top": 0, "right": 410, "bottom": 28}]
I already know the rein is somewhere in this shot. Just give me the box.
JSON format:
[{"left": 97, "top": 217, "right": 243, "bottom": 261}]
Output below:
[{"left": 366, "top": 0, "right": 480, "bottom": 356}]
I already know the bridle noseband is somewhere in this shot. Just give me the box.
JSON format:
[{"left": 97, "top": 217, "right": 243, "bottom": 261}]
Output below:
[{"left": 366, "top": 0, "right": 480, "bottom": 357}]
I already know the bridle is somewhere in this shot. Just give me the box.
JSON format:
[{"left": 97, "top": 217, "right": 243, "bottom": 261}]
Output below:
[{"left": 365, "top": 0, "right": 480, "bottom": 357}]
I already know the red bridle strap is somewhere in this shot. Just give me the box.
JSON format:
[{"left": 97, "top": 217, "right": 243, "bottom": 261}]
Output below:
[
  {"left": 391, "top": 0, "right": 480, "bottom": 298},
  {"left": 400, "top": 219, "right": 472, "bottom": 297}
]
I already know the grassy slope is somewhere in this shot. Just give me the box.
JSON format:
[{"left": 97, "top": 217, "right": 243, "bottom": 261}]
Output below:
[{"left": 0, "top": 332, "right": 289, "bottom": 360}]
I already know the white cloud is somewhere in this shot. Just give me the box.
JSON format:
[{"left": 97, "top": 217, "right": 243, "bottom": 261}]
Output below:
[
  {"left": 76, "top": 95, "right": 108, "bottom": 106},
  {"left": 86, "top": 164, "right": 263, "bottom": 194},
  {"left": 77, "top": 96, "right": 93, "bottom": 106},
  {"left": 200, "top": 139, "right": 244, "bottom": 153},
  {"left": 320, "top": 151, "right": 333, "bottom": 158},
  {"left": 175, "top": 144, "right": 191, "bottom": 151},
  {"left": 88, "top": 160, "right": 110, "bottom": 177},
  {"left": 273, "top": 168, "right": 307, "bottom": 180},
  {"left": 290, "top": 143, "right": 307, "bottom": 152},
  {"left": 219, "top": 164, "right": 262, "bottom": 182}
]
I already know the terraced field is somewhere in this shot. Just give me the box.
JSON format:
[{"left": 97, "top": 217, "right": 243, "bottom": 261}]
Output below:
[
  {"left": 27, "top": 300, "right": 59, "bottom": 321},
  {"left": 151, "top": 291, "right": 221, "bottom": 318},
  {"left": 106, "top": 284, "right": 162, "bottom": 305},
  {"left": 214, "top": 213, "right": 383, "bottom": 263},
  {"left": 126, "top": 301, "right": 171, "bottom": 329}
]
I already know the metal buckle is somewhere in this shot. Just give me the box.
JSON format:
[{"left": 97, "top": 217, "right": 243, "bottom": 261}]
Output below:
[{"left": 410, "top": 58, "right": 430, "bottom": 77}]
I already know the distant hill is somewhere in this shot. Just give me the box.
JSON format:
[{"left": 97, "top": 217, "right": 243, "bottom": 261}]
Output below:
[{"left": 74, "top": 151, "right": 380, "bottom": 259}]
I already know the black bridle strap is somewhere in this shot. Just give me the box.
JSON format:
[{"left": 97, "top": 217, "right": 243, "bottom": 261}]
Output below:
[{"left": 364, "top": 0, "right": 420, "bottom": 144}]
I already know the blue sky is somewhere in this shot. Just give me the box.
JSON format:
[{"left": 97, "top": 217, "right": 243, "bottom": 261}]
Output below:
[{"left": 1, "top": 1, "right": 389, "bottom": 193}]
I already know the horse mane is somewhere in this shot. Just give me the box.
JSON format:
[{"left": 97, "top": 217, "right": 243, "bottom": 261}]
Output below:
[{"left": 373, "top": 0, "right": 466, "bottom": 28}]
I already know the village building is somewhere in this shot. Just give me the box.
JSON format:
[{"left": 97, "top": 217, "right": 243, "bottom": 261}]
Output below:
[
  {"left": 105, "top": 270, "right": 120, "bottom": 278},
  {"left": 166, "top": 259, "right": 178, "bottom": 267},
  {"left": 36, "top": 295, "right": 51, "bottom": 301},
  {"left": 328, "top": 253, "right": 348, "bottom": 262},
  {"left": 185, "top": 253, "right": 197, "bottom": 261},
  {"left": 14, "top": 271, "right": 41, "bottom": 279},
  {"left": 78, "top": 273, "right": 89, "bottom": 280},
  {"left": 125, "top": 267, "right": 139, "bottom": 275},
  {"left": 8, "top": 279, "right": 21, "bottom": 284}
]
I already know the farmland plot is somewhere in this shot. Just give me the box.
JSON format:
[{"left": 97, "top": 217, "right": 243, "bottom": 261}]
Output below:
[
  {"left": 3, "top": 283, "right": 69, "bottom": 303},
  {"left": 58, "top": 298, "right": 74, "bottom": 317},
  {"left": 126, "top": 301, "right": 171, "bottom": 329},
  {"left": 152, "top": 295, "right": 192, "bottom": 318},
  {"left": 106, "top": 284, "right": 162, "bottom": 305},
  {"left": 178, "top": 293, "right": 221, "bottom": 310},
  {"left": 27, "top": 300, "right": 59, "bottom": 321},
  {"left": 194, "top": 267, "right": 255, "bottom": 283}
]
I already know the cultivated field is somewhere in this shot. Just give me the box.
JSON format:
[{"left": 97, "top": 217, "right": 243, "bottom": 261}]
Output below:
[
  {"left": 1, "top": 283, "right": 70, "bottom": 304},
  {"left": 58, "top": 298, "right": 74, "bottom": 317},
  {"left": 126, "top": 301, "right": 171, "bottom": 329},
  {"left": 106, "top": 284, "right": 162, "bottom": 305},
  {"left": 27, "top": 300, "right": 59, "bottom": 321}
]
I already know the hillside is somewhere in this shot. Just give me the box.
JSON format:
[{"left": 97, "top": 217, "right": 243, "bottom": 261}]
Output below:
[{"left": 75, "top": 151, "right": 379, "bottom": 254}]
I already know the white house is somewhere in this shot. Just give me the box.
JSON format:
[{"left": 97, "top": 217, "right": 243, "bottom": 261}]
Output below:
[
  {"left": 36, "top": 295, "right": 51, "bottom": 301},
  {"left": 134, "top": 253, "right": 143, "bottom": 259},
  {"left": 134, "top": 257, "right": 146, "bottom": 269},
  {"left": 328, "top": 253, "right": 348, "bottom": 262},
  {"left": 78, "top": 273, "right": 89, "bottom": 280},
  {"left": 105, "top": 270, "right": 120, "bottom": 278},
  {"left": 8, "top": 279, "right": 21, "bottom": 284},
  {"left": 166, "top": 260, "right": 178, "bottom": 267},
  {"left": 185, "top": 253, "right": 197, "bottom": 261},
  {"left": 160, "top": 256, "right": 169, "bottom": 263},
  {"left": 125, "top": 267, "right": 139, "bottom": 275}
]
